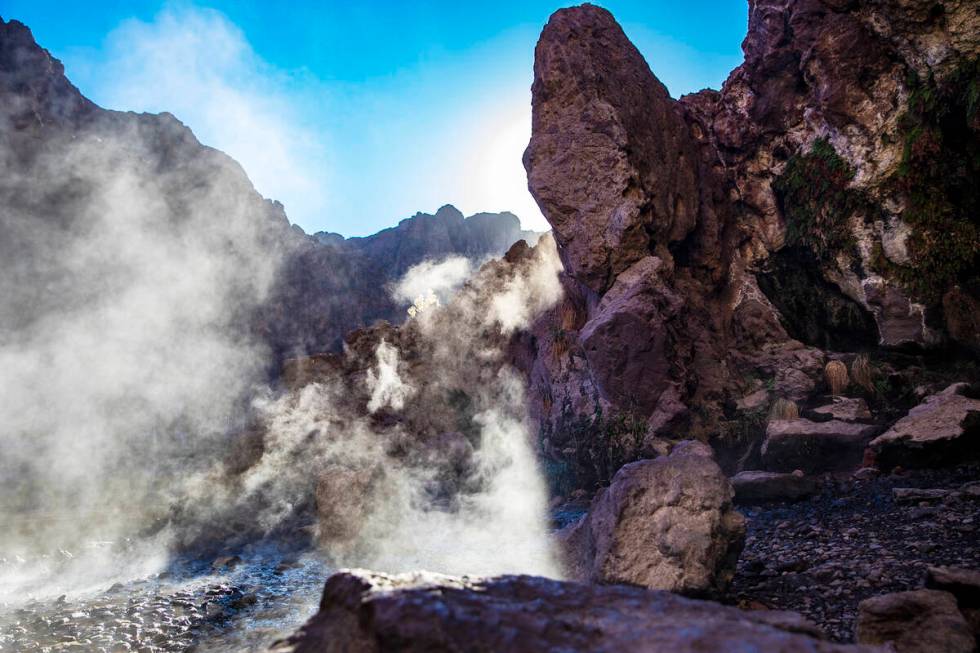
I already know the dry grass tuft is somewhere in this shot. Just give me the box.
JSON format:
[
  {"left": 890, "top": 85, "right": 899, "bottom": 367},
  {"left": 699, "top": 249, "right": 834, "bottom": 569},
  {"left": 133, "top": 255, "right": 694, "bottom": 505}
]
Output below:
[
  {"left": 825, "top": 360, "right": 850, "bottom": 396},
  {"left": 851, "top": 354, "right": 874, "bottom": 393},
  {"left": 768, "top": 398, "right": 800, "bottom": 421}
]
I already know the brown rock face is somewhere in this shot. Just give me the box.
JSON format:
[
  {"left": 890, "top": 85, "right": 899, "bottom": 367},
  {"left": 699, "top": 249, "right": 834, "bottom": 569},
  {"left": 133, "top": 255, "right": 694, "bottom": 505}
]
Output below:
[
  {"left": 275, "top": 569, "right": 878, "bottom": 653},
  {"left": 855, "top": 589, "right": 976, "bottom": 653},
  {"left": 523, "top": 4, "right": 700, "bottom": 293},
  {"left": 559, "top": 441, "right": 745, "bottom": 594}
]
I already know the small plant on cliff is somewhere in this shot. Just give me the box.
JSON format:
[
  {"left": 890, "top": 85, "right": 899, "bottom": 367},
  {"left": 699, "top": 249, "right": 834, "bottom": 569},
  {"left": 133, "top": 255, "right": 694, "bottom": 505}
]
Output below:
[
  {"left": 824, "top": 360, "right": 850, "bottom": 396},
  {"left": 772, "top": 138, "right": 867, "bottom": 263}
]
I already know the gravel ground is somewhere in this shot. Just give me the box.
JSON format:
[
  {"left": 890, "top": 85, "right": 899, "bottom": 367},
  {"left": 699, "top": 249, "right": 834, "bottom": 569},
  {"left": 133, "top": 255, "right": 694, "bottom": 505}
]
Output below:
[{"left": 729, "top": 464, "right": 980, "bottom": 642}]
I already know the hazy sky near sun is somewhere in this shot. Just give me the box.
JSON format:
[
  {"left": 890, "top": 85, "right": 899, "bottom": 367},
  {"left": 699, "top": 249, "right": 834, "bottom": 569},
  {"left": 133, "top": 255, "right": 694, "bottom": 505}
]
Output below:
[{"left": 3, "top": 1, "right": 748, "bottom": 236}]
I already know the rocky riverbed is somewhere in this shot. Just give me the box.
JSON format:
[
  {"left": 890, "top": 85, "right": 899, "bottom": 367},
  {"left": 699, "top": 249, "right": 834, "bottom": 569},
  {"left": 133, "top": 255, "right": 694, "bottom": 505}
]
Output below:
[
  {"left": 730, "top": 464, "right": 980, "bottom": 642},
  {"left": 0, "top": 546, "right": 327, "bottom": 652}
]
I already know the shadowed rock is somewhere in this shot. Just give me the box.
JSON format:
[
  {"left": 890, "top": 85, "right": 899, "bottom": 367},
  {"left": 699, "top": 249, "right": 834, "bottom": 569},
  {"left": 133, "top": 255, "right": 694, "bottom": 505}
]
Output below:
[{"left": 763, "top": 419, "right": 878, "bottom": 474}]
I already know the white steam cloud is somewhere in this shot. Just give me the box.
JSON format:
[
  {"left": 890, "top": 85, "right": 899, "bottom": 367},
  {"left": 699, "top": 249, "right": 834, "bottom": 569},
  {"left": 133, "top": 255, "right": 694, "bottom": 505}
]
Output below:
[
  {"left": 80, "top": 5, "right": 330, "bottom": 229},
  {"left": 0, "top": 118, "right": 290, "bottom": 599},
  {"left": 393, "top": 256, "right": 474, "bottom": 306},
  {"left": 228, "top": 237, "right": 566, "bottom": 578}
]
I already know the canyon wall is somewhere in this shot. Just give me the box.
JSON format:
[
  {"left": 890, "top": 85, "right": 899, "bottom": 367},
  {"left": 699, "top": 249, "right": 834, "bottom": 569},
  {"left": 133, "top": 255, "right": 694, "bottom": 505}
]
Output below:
[{"left": 519, "top": 1, "right": 979, "bottom": 484}]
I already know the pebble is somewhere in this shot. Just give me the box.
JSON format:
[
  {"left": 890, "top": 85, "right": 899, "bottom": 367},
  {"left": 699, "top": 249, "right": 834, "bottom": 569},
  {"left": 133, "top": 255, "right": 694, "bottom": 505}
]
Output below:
[{"left": 730, "top": 464, "right": 980, "bottom": 642}]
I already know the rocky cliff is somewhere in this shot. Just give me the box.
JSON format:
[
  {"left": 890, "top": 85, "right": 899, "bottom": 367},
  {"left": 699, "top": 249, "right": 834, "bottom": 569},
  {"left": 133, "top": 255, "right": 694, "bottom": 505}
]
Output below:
[{"left": 518, "top": 1, "right": 979, "bottom": 485}]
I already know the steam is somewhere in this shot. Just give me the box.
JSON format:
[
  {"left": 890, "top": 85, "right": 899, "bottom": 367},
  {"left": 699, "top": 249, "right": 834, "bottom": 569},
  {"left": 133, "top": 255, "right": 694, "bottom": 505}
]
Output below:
[
  {"left": 366, "top": 341, "right": 415, "bottom": 412},
  {"left": 393, "top": 256, "right": 473, "bottom": 306},
  {"left": 77, "top": 5, "right": 330, "bottom": 228},
  {"left": 218, "top": 239, "right": 566, "bottom": 577},
  {"left": 0, "top": 115, "right": 289, "bottom": 598},
  {"left": 2, "top": 11, "right": 566, "bottom": 596}
]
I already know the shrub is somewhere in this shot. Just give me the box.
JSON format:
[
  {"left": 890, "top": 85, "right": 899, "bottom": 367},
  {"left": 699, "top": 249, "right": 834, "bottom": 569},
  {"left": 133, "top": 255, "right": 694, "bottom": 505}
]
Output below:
[{"left": 824, "top": 360, "right": 850, "bottom": 396}]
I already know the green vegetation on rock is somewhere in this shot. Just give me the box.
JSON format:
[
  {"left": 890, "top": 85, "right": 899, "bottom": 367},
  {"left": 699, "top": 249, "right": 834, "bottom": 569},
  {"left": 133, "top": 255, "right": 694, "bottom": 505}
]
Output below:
[
  {"left": 773, "top": 138, "right": 866, "bottom": 263},
  {"left": 884, "top": 60, "right": 980, "bottom": 303},
  {"left": 541, "top": 401, "right": 646, "bottom": 494}
]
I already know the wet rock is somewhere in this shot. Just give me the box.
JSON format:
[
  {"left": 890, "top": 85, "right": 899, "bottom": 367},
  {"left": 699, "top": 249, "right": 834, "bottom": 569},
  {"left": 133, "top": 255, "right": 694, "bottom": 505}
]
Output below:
[
  {"left": 763, "top": 419, "right": 878, "bottom": 474},
  {"left": 211, "top": 555, "right": 241, "bottom": 571},
  {"left": 892, "top": 487, "right": 951, "bottom": 503},
  {"left": 732, "top": 470, "right": 819, "bottom": 503},
  {"left": 869, "top": 384, "right": 980, "bottom": 470},
  {"left": 855, "top": 589, "right": 975, "bottom": 652},
  {"left": 275, "top": 569, "right": 877, "bottom": 652},
  {"left": 560, "top": 441, "right": 745, "bottom": 594}
]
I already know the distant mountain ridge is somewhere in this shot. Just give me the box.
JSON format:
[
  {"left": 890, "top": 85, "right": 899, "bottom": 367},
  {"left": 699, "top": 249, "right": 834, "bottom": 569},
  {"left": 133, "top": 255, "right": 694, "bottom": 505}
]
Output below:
[
  {"left": 263, "top": 204, "right": 542, "bottom": 358},
  {"left": 0, "top": 16, "right": 539, "bottom": 365}
]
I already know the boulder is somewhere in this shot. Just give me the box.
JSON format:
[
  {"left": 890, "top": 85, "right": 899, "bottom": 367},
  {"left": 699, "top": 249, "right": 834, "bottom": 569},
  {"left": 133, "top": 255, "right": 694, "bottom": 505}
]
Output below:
[
  {"left": 762, "top": 419, "right": 878, "bottom": 474},
  {"left": 855, "top": 589, "right": 975, "bottom": 653},
  {"left": 869, "top": 384, "right": 980, "bottom": 470},
  {"left": 559, "top": 441, "right": 745, "bottom": 594},
  {"left": 275, "top": 569, "right": 879, "bottom": 653},
  {"left": 812, "top": 397, "right": 872, "bottom": 422},
  {"left": 732, "top": 470, "right": 819, "bottom": 503}
]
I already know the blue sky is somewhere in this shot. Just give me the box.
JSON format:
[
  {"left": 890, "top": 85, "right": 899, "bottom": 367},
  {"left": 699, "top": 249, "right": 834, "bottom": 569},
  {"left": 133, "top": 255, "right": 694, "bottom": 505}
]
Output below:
[{"left": 3, "top": 1, "right": 748, "bottom": 236}]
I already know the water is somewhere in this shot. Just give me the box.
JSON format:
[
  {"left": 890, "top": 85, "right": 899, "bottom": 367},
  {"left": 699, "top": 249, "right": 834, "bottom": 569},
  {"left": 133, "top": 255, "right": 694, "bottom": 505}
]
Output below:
[{"left": 0, "top": 544, "right": 328, "bottom": 652}]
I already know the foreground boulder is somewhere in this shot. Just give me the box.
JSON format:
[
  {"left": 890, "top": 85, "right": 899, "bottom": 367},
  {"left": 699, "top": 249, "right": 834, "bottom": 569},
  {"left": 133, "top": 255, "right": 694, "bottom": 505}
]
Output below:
[
  {"left": 928, "top": 566, "right": 980, "bottom": 640},
  {"left": 763, "top": 419, "right": 878, "bottom": 474},
  {"left": 855, "top": 589, "right": 975, "bottom": 653},
  {"left": 275, "top": 570, "right": 879, "bottom": 652},
  {"left": 732, "top": 470, "right": 819, "bottom": 503},
  {"left": 560, "top": 441, "right": 745, "bottom": 594},
  {"left": 869, "top": 384, "right": 980, "bottom": 470}
]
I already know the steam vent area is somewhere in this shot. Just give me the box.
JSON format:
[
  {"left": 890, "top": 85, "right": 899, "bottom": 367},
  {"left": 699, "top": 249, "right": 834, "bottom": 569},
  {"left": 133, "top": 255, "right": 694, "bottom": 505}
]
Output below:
[{"left": 1, "top": 1, "right": 979, "bottom": 652}]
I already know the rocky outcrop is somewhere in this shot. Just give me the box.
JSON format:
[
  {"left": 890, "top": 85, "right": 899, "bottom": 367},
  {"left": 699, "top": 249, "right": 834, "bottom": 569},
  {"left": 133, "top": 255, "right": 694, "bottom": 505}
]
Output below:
[
  {"left": 869, "top": 383, "right": 980, "bottom": 469},
  {"left": 559, "top": 441, "right": 745, "bottom": 594},
  {"left": 762, "top": 418, "right": 879, "bottom": 473},
  {"left": 855, "top": 589, "right": 975, "bottom": 653},
  {"left": 522, "top": 7, "right": 700, "bottom": 294},
  {"left": 275, "top": 569, "right": 878, "bottom": 653},
  {"left": 519, "top": 4, "right": 828, "bottom": 451},
  {"left": 519, "top": 0, "right": 980, "bottom": 485}
]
